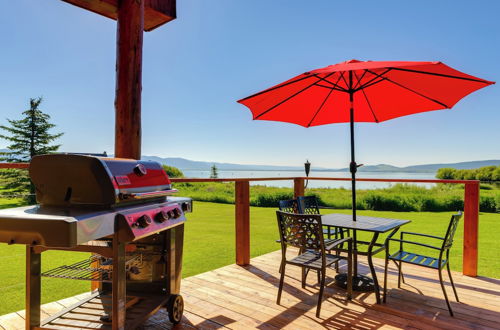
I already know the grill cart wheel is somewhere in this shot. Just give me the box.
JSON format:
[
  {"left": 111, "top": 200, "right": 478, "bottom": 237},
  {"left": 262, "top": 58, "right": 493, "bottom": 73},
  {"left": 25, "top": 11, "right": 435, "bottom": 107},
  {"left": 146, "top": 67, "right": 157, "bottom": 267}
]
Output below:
[{"left": 167, "top": 294, "right": 184, "bottom": 324}]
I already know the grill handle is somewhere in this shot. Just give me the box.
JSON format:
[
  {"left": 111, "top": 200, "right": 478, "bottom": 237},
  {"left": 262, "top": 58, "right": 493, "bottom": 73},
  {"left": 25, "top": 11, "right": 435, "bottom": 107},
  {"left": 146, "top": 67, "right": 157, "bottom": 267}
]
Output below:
[{"left": 119, "top": 189, "right": 178, "bottom": 200}]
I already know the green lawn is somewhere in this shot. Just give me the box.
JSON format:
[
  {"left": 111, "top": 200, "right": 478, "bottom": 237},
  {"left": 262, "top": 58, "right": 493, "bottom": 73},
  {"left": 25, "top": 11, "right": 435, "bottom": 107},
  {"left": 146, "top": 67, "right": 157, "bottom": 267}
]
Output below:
[{"left": 0, "top": 201, "right": 499, "bottom": 315}]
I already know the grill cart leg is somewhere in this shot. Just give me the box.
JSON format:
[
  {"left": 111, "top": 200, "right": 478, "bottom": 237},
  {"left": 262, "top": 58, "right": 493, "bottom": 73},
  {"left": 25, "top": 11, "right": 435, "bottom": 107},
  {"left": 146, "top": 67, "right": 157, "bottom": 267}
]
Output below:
[
  {"left": 166, "top": 224, "right": 184, "bottom": 295},
  {"left": 165, "top": 224, "right": 184, "bottom": 324},
  {"left": 112, "top": 232, "right": 127, "bottom": 329},
  {"left": 26, "top": 246, "right": 41, "bottom": 329}
]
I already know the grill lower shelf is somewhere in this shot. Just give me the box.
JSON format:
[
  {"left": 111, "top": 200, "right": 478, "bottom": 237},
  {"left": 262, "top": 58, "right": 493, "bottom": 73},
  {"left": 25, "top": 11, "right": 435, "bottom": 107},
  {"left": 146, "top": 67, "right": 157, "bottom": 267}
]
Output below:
[
  {"left": 39, "top": 292, "right": 170, "bottom": 330},
  {"left": 41, "top": 257, "right": 112, "bottom": 283}
]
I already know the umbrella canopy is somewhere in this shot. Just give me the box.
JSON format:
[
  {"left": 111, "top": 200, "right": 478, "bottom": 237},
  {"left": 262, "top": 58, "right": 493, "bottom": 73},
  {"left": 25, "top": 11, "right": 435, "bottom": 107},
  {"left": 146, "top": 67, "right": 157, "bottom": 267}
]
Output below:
[
  {"left": 238, "top": 59, "right": 494, "bottom": 127},
  {"left": 238, "top": 59, "right": 494, "bottom": 221}
]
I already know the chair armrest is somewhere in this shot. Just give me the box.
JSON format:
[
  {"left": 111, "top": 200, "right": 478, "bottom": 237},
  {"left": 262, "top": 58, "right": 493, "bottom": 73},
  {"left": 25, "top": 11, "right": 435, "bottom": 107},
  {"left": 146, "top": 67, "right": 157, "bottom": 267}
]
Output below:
[
  {"left": 387, "top": 238, "right": 441, "bottom": 250},
  {"left": 401, "top": 232, "right": 444, "bottom": 240},
  {"left": 325, "top": 237, "right": 352, "bottom": 250}
]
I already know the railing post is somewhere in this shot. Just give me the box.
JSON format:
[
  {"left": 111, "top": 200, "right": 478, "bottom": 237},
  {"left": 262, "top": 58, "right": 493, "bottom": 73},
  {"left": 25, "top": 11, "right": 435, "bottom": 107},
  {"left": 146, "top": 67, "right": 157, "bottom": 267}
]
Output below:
[
  {"left": 235, "top": 180, "right": 250, "bottom": 265},
  {"left": 294, "top": 178, "right": 305, "bottom": 198},
  {"left": 463, "top": 182, "right": 479, "bottom": 277}
]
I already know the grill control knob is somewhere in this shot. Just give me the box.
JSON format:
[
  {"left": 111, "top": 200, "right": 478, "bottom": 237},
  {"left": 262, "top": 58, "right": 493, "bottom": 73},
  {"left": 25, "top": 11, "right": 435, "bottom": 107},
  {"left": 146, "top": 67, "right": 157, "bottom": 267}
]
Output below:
[
  {"left": 136, "top": 214, "right": 152, "bottom": 228},
  {"left": 133, "top": 164, "right": 147, "bottom": 176},
  {"left": 155, "top": 210, "right": 169, "bottom": 223},
  {"left": 172, "top": 208, "right": 181, "bottom": 219}
]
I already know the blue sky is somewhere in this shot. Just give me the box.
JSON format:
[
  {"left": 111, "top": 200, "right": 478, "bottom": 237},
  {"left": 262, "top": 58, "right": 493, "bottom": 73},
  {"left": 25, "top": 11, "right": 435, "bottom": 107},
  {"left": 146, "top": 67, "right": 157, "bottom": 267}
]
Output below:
[{"left": 0, "top": 1, "right": 498, "bottom": 168}]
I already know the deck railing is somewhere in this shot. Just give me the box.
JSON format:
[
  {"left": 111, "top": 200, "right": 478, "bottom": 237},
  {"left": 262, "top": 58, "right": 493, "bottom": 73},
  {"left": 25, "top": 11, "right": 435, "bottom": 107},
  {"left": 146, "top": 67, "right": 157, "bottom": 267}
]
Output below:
[
  {"left": 170, "top": 176, "right": 480, "bottom": 277},
  {"left": 0, "top": 163, "right": 480, "bottom": 276}
]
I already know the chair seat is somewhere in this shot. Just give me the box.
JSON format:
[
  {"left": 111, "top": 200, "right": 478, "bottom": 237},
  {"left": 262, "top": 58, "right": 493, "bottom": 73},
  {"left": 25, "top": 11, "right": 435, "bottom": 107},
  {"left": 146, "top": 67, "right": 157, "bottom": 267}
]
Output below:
[
  {"left": 324, "top": 238, "right": 348, "bottom": 250},
  {"left": 389, "top": 250, "right": 447, "bottom": 269},
  {"left": 287, "top": 251, "right": 341, "bottom": 270}
]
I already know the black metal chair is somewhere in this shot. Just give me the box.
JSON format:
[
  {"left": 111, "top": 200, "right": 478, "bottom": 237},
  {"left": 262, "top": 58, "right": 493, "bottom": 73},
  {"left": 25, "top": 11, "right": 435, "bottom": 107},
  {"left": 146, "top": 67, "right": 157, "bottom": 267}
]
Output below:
[
  {"left": 276, "top": 210, "right": 353, "bottom": 317},
  {"left": 383, "top": 212, "right": 463, "bottom": 316},
  {"left": 297, "top": 196, "right": 350, "bottom": 239},
  {"left": 278, "top": 198, "right": 299, "bottom": 213}
]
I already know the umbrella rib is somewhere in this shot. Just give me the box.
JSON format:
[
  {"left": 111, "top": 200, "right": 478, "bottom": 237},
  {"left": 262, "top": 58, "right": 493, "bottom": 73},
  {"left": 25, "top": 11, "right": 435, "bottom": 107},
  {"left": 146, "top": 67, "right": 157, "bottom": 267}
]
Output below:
[
  {"left": 307, "top": 86, "right": 335, "bottom": 127},
  {"left": 253, "top": 72, "right": 336, "bottom": 120},
  {"left": 354, "top": 68, "right": 393, "bottom": 91},
  {"left": 353, "top": 71, "right": 379, "bottom": 123},
  {"left": 312, "top": 73, "right": 348, "bottom": 92},
  {"left": 339, "top": 72, "right": 350, "bottom": 91},
  {"left": 353, "top": 70, "right": 369, "bottom": 90},
  {"left": 307, "top": 73, "right": 345, "bottom": 127},
  {"left": 365, "top": 69, "right": 450, "bottom": 108},
  {"left": 314, "top": 84, "right": 346, "bottom": 92},
  {"left": 390, "top": 67, "right": 492, "bottom": 84},
  {"left": 238, "top": 74, "right": 316, "bottom": 102}
]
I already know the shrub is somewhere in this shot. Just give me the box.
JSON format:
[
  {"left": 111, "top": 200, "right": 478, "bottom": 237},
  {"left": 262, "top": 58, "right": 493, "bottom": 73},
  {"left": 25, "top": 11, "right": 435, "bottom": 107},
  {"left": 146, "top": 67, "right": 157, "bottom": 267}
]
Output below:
[
  {"left": 480, "top": 196, "right": 497, "bottom": 213},
  {"left": 162, "top": 165, "right": 184, "bottom": 178},
  {"left": 252, "top": 192, "right": 294, "bottom": 207},
  {"left": 436, "top": 168, "right": 456, "bottom": 180}
]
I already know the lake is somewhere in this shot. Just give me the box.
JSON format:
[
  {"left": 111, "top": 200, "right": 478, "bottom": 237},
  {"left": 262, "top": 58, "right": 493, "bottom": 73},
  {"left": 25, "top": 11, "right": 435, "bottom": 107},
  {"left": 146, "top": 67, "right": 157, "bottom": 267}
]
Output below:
[{"left": 181, "top": 170, "right": 437, "bottom": 190}]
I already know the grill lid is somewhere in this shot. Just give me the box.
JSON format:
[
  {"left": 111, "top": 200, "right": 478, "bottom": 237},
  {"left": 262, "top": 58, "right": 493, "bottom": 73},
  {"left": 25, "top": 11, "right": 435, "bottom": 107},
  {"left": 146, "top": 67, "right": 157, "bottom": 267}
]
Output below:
[{"left": 30, "top": 154, "right": 176, "bottom": 207}]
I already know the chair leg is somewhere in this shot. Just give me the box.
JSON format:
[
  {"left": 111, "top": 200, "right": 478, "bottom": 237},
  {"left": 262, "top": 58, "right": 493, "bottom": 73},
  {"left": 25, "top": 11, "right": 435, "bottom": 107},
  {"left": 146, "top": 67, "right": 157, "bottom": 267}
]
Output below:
[
  {"left": 383, "top": 256, "right": 389, "bottom": 303},
  {"left": 446, "top": 262, "right": 460, "bottom": 302},
  {"left": 302, "top": 268, "right": 307, "bottom": 288},
  {"left": 397, "top": 261, "right": 402, "bottom": 288},
  {"left": 277, "top": 262, "right": 286, "bottom": 305},
  {"left": 438, "top": 267, "right": 454, "bottom": 317},
  {"left": 335, "top": 229, "right": 344, "bottom": 272},
  {"left": 316, "top": 269, "right": 326, "bottom": 318}
]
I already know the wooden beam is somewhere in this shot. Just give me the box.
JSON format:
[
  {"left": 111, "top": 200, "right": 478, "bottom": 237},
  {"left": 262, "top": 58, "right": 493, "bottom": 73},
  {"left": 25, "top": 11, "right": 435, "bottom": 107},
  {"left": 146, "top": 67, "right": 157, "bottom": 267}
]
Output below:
[
  {"left": 114, "top": 0, "right": 144, "bottom": 160},
  {"left": 60, "top": 0, "right": 176, "bottom": 31},
  {"left": 235, "top": 181, "right": 250, "bottom": 266},
  {"left": 463, "top": 182, "right": 479, "bottom": 277},
  {"left": 294, "top": 178, "right": 305, "bottom": 198},
  {"left": 0, "top": 163, "right": 29, "bottom": 169}
]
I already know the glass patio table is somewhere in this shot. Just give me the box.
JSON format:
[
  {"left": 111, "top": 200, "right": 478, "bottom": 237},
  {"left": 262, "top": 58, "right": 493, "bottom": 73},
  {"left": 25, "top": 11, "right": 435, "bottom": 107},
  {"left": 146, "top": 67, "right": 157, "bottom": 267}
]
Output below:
[{"left": 321, "top": 213, "right": 411, "bottom": 304}]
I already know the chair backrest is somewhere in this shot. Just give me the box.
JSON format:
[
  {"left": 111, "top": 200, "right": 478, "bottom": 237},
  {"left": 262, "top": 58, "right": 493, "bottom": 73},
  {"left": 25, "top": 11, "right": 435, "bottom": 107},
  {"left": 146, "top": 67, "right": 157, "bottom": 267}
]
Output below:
[
  {"left": 276, "top": 210, "right": 325, "bottom": 252},
  {"left": 442, "top": 211, "right": 463, "bottom": 250},
  {"left": 278, "top": 199, "right": 299, "bottom": 213},
  {"left": 297, "top": 196, "right": 320, "bottom": 214}
]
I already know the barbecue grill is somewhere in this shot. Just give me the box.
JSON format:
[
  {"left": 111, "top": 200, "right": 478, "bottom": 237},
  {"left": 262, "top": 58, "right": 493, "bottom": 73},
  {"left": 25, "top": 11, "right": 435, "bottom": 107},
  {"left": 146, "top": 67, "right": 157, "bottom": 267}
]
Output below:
[{"left": 0, "top": 154, "right": 192, "bottom": 329}]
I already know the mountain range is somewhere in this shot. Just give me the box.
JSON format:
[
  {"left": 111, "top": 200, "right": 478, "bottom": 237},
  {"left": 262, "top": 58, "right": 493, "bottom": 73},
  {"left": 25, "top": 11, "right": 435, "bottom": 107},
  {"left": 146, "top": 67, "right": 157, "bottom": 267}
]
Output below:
[
  {"left": 142, "top": 155, "right": 500, "bottom": 173},
  {"left": 1, "top": 149, "right": 498, "bottom": 173}
]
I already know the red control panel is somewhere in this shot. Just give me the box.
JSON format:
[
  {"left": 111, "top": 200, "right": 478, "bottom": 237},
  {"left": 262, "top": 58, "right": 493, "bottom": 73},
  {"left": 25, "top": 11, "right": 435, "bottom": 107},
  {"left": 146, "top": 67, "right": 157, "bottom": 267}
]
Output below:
[{"left": 117, "top": 203, "right": 185, "bottom": 241}]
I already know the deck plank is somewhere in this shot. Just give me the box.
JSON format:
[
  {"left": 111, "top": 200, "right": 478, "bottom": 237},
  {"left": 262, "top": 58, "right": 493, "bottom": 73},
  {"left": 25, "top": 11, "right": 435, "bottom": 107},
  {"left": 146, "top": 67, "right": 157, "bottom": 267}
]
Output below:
[{"left": 1, "top": 249, "right": 499, "bottom": 329}]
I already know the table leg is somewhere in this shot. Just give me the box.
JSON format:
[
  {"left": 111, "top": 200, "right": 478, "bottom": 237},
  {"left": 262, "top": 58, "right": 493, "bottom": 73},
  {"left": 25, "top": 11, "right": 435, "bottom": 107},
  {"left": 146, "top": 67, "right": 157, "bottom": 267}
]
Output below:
[
  {"left": 367, "top": 232, "right": 381, "bottom": 303},
  {"left": 353, "top": 229, "right": 358, "bottom": 277},
  {"left": 334, "top": 228, "right": 374, "bottom": 292}
]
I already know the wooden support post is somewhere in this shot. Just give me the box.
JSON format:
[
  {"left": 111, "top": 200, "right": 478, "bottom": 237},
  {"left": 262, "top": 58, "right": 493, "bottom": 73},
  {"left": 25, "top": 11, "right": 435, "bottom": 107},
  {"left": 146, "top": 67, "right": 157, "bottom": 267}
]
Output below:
[
  {"left": 294, "top": 178, "right": 305, "bottom": 198},
  {"left": 26, "top": 246, "right": 41, "bottom": 329},
  {"left": 463, "top": 182, "right": 479, "bottom": 277},
  {"left": 235, "top": 181, "right": 250, "bottom": 265},
  {"left": 115, "top": 0, "right": 144, "bottom": 159}
]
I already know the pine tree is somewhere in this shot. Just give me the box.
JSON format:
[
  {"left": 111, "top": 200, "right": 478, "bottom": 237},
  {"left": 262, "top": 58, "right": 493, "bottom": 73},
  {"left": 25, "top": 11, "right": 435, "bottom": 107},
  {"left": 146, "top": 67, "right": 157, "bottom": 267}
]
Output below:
[
  {"left": 209, "top": 164, "right": 219, "bottom": 179},
  {"left": 0, "top": 97, "right": 63, "bottom": 203}
]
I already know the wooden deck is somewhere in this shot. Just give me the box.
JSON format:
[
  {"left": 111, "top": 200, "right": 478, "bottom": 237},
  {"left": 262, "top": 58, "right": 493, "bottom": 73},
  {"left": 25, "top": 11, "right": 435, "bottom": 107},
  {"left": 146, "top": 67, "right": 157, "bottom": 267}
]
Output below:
[{"left": 1, "top": 249, "right": 499, "bottom": 329}]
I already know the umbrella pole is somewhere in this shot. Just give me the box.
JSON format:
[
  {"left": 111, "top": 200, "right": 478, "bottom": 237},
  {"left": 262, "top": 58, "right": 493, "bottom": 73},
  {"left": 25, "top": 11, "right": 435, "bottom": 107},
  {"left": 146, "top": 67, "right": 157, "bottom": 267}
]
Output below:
[
  {"left": 349, "top": 103, "right": 357, "bottom": 222},
  {"left": 349, "top": 92, "right": 359, "bottom": 279}
]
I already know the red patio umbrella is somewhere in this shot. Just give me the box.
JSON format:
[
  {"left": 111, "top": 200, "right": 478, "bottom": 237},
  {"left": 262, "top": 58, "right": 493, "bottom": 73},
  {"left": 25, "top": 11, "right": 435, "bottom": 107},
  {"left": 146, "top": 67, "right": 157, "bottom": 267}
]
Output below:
[{"left": 238, "top": 59, "right": 494, "bottom": 221}]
